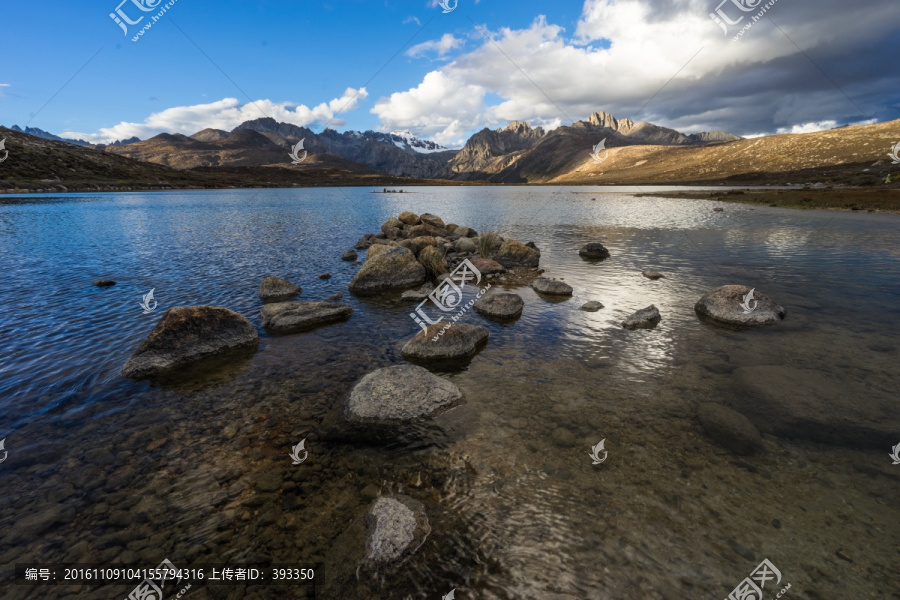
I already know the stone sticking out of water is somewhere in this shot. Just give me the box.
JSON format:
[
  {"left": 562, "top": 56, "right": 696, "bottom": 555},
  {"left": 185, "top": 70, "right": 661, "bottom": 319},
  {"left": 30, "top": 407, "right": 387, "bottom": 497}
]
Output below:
[
  {"left": 622, "top": 305, "right": 661, "bottom": 330},
  {"left": 402, "top": 323, "right": 489, "bottom": 362},
  {"left": 260, "top": 301, "right": 352, "bottom": 333},
  {"left": 121, "top": 306, "right": 258, "bottom": 379},
  {"left": 349, "top": 246, "right": 426, "bottom": 295},
  {"left": 474, "top": 293, "right": 524, "bottom": 320},
  {"left": 579, "top": 242, "right": 611, "bottom": 259},
  {"left": 695, "top": 285, "right": 785, "bottom": 328},
  {"left": 258, "top": 276, "right": 302, "bottom": 303},
  {"left": 532, "top": 277, "right": 573, "bottom": 296}
]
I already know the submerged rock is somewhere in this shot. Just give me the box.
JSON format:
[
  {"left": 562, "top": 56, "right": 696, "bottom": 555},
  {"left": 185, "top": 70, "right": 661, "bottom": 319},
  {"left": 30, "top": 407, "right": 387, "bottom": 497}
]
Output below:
[
  {"left": 474, "top": 293, "right": 524, "bottom": 320},
  {"left": 122, "top": 306, "right": 258, "bottom": 379},
  {"left": 581, "top": 301, "right": 604, "bottom": 311},
  {"left": 695, "top": 285, "right": 785, "bottom": 328},
  {"left": 341, "top": 249, "right": 358, "bottom": 261},
  {"left": 93, "top": 279, "right": 116, "bottom": 288},
  {"left": 317, "top": 494, "right": 433, "bottom": 598},
  {"left": 402, "top": 323, "right": 489, "bottom": 362},
  {"left": 642, "top": 271, "right": 664, "bottom": 280},
  {"left": 532, "top": 277, "right": 573, "bottom": 296},
  {"left": 346, "top": 363, "right": 463, "bottom": 421},
  {"left": 349, "top": 246, "right": 426, "bottom": 295},
  {"left": 494, "top": 240, "right": 540, "bottom": 268},
  {"left": 318, "top": 273, "right": 331, "bottom": 280},
  {"left": 260, "top": 301, "right": 352, "bottom": 333},
  {"left": 730, "top": 365, "right": 895, "bottom": 448},
  {"left": 579, "top": 242, "right": 611, "bottom": 259},
  {"left": 697, "top": 403, "right": 763, "bottom": 456},
  {"left": 365, "top": 496, "right": 430, "bottom": 568},
  {"left": 258, "top": 276, "right": 302, "bottom": 303},
  {"left": 622, "top": 305, "right": 661, "bottom": 329}
]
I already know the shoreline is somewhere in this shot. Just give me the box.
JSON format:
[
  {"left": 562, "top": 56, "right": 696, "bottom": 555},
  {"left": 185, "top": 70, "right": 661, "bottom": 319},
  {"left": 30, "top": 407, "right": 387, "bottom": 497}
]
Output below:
[{"left": 636, "top": 187, "right": 900, "bottom": 213}]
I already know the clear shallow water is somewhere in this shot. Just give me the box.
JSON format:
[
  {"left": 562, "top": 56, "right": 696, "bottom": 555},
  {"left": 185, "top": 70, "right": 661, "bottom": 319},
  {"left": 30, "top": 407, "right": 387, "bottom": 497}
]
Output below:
[{"left": 0, "top": 187, "right": 898, "bottom": 599}]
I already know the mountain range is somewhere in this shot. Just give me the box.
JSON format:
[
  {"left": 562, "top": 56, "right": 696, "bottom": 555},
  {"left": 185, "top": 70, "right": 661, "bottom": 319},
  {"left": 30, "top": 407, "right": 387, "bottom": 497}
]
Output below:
[
  {"left": 99, "top": 111, "right": 740, "bottom": 180},
  {"left": 2, "top": 112, "right": 897, "bottom": 192}
]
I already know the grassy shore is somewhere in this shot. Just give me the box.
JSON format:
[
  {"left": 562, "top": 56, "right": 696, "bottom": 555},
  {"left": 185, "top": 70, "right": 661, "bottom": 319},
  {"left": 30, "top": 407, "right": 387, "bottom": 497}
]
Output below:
[{"left": 637, "top": 187, "right": 900, "bottom": 213}]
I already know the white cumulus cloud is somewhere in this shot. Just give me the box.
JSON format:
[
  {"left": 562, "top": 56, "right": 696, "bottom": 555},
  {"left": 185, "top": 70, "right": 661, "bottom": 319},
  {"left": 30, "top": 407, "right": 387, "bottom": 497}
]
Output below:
[
  {"left": 407, "top": 34, "right": 465, "bottom": 58},
  {"left": 63, "top": 88, "right": 368, "bottom": 144}
]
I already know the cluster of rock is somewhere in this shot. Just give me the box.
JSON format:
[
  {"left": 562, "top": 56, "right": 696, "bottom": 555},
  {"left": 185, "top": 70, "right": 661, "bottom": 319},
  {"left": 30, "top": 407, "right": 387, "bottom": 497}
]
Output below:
[
  {"left": 112, "top": 216, "right": 798, "bottom": 592},
  {"left": 348, "top": 211, "right": 540, "bottom": 295}
]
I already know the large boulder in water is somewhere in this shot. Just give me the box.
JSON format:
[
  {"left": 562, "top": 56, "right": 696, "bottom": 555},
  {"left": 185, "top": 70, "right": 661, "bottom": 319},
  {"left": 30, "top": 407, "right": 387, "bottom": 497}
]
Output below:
[
  {"left": 122, "top": 306, "right": 258, "bottom": 379},
  {"left": 401, "top": 323, "right": 489, "bottom": 362},
  {"left": 494, "top": 239, "right": 540, "bottom": 268},
  {"left": 258, "top": 276, "right": 302, "bottom": 302},
  {"left": 350, "top": 246, "right": 426, "bottom": 295},
  {"left": 260, "top": 301, "right": 352, "bottom": 333},
  {"left": 695, "top": 285, "right": 785, "bottom": 328}
]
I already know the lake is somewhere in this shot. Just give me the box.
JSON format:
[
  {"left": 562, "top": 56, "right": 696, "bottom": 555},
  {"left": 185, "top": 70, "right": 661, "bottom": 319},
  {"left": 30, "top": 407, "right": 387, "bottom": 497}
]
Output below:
[{"left": 0, "top": 186, "right": 898, "bottom": 599}]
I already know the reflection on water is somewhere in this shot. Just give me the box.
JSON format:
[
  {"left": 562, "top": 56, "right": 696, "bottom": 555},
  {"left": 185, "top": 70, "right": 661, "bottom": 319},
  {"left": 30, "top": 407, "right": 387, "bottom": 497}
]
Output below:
[{"left": 0, "top": 187, "right": 898, "bottom": 599}]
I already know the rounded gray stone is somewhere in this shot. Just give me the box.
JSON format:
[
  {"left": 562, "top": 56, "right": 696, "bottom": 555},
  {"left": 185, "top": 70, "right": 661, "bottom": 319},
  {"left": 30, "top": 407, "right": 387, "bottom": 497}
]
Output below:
[
  {"left": 346, "top": 363, "right": 463, "bottom": 421},
  {"left": 642, "top": 271, "right": 664, "bottom": 280},
  {"left": 364, "top": 495, "right": 430, "bottom": 568},
  {"left": 341, "top": 249, "right": 358, "bottom": 261},
  {"left": 695, "top": 285, "right": 785, "bottom": 328},
  {"left": 532, "top": 277, "right": 573, "bottom": 296},
  {"left": 258, "top": 276, "right": 302, "bottom": 302},
  {"left": 581, "top": 301, "right": 604, "bottom": 311},
  {"left": 474, "top": 293, "right": 524, "bottom": 320}
]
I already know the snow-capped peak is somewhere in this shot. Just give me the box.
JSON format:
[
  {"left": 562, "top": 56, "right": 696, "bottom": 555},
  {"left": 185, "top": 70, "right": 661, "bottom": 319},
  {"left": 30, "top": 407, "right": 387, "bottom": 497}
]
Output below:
[{"left": 388, "top": 130, "right": 448, "bottom": 154}]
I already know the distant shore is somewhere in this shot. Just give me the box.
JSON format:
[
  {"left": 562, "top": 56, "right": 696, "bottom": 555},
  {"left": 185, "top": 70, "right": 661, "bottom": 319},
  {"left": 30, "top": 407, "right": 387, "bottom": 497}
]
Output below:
[{"left": 637, "top": 187, "right": 900, "bottom": 213}]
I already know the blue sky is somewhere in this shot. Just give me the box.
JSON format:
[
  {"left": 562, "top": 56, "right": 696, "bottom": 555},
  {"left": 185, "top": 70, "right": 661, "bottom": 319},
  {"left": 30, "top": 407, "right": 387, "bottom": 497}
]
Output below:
[{"left": 1, "top": 0, "right": 898, "bottom": 147}]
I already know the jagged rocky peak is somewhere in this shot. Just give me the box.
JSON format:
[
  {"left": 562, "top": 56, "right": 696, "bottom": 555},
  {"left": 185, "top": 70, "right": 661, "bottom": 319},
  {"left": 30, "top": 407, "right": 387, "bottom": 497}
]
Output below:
[
  {"left": 499, "top": 120, "right": 543, "bottom": 136},
  {"left": 586, "top": 111, "right": 634, "bottom": 132}
]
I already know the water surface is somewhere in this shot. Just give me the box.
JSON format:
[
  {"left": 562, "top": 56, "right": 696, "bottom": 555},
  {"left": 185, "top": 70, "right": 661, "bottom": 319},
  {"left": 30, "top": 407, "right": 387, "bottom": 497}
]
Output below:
[{"left": 1, "top": 187, "right": 897, "bottom": 599}]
